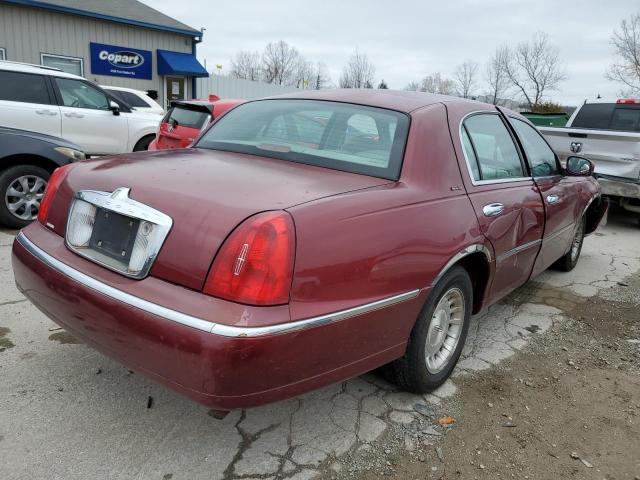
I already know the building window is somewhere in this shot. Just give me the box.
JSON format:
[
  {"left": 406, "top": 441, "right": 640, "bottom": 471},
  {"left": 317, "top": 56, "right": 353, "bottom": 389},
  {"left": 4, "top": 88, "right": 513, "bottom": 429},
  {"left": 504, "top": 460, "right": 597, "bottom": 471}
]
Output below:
[
  {"left": 41, "top": 53, "right": 83, "bottom": 77},
  {"left": 0, "top": 48, "right": 6, "bottom": 61}
]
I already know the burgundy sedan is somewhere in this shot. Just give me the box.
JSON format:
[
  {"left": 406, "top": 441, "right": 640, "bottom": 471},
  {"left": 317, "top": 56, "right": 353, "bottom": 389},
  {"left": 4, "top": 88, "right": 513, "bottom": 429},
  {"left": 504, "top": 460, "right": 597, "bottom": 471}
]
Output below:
[{"left": 12, "top": 90, "right": 607, "bottom": 412}]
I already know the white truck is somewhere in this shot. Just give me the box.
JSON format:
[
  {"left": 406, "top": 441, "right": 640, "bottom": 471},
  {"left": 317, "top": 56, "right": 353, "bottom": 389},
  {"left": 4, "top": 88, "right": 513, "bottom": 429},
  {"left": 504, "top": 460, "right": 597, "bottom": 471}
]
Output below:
[{"left": 539, "top": 98, "right": 640, "bottom": 220}]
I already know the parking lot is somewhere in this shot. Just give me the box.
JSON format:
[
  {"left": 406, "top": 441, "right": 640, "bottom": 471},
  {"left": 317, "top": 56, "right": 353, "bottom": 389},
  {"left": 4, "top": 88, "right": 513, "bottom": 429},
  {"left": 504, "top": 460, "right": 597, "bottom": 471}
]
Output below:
[{"left": 1, "top": 209, "right": 638, "bottom": 480}]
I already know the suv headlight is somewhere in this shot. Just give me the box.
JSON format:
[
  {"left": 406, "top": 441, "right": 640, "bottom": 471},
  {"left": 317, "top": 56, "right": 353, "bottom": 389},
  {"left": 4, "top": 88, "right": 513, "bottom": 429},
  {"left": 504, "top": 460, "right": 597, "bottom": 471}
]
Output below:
[{"left": 54, "top": 147, "right": 86, "bottom": 162}]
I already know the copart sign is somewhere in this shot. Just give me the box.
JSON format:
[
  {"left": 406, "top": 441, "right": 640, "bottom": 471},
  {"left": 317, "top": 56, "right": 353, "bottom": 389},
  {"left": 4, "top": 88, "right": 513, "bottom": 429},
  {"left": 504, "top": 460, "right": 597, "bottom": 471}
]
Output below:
[{"left": 90, "top": 43, "right": 152, "bottom": 79}]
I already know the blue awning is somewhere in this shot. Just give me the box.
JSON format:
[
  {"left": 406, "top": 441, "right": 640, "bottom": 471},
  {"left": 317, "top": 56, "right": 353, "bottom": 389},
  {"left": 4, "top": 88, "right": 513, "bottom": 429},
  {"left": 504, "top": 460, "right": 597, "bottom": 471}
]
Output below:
[{"left": 157, "top": 50, "right": 208, "bottom": 77}]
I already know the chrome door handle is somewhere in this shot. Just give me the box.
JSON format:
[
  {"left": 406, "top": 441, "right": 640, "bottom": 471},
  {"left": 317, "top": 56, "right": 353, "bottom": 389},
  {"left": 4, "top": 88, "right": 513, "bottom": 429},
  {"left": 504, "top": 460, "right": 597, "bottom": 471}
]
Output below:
[
  {"left": 483, "top": 203, "right": 504, "bottom": 217},
  {"left": 36, "top": 109, "right": 57, "bottom": 116},
  {"left": 546, "top": 195, "right": 560, "bottom": 204}
]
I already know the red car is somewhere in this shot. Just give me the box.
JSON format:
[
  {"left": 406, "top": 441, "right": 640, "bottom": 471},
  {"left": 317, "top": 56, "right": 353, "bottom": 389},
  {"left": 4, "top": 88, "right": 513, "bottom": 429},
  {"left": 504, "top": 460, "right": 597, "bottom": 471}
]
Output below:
[
  {"left": 12, "top": 90, "right": 607, "bottom": 412},
  {"left": 148, "top": 96, "right": 244, "bottom": 150}
]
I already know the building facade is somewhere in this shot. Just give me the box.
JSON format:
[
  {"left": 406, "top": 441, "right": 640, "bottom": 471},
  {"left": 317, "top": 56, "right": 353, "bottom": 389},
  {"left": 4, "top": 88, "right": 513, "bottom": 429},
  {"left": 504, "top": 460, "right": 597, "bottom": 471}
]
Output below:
[{"left": 0, "top": 0, "right": 208, "bottom": 108}]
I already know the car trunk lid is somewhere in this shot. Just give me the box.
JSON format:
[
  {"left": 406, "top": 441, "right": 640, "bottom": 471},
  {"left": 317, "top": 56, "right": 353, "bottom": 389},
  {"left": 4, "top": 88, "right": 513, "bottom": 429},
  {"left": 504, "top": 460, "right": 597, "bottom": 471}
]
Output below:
[{"left": 50, "top": 148, "right": 391, "bottom": 290}]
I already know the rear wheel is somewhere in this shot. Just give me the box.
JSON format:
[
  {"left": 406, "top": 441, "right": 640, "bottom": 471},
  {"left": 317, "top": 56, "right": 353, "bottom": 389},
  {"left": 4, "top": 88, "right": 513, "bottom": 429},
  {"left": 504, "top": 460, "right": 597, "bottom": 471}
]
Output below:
[
  {"left": 387, "top": 266, "right": 472, "bottom": 392},
  {"left": 0, "top": 165, "right": 50, "bottom": 229},
  {"left": 552, "top": 216, "right": 585, "bottom": 272}
]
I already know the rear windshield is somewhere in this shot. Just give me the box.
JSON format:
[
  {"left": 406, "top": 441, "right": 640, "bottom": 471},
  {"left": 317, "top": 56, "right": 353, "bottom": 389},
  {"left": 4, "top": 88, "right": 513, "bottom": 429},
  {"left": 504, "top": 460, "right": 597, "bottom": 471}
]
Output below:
[
  {"left": 572, "top": 103, "right": 640, "bottom": 132},
  {"left": 163, "top": 105, "right": 211, "bottom": 129},
  {"left": 195, "top": 99, "right": 410, "bottom": 180}
]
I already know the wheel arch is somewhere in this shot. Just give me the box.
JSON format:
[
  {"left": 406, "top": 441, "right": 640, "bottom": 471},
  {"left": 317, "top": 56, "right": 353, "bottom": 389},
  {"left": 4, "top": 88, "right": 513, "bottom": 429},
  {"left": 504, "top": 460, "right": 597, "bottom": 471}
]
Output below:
[
  {"left": 431, "top": 244, "right": 492, "bottom": 314},
  {"left": 0, "top": 154, "right": 61, "bottom": 174}
]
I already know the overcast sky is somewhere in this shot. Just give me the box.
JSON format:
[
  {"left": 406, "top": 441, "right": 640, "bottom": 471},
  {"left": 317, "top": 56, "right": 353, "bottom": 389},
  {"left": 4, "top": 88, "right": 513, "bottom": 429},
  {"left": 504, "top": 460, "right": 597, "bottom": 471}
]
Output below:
[{"left": 146, "top": 0, "right": 635, "bottom": 106}]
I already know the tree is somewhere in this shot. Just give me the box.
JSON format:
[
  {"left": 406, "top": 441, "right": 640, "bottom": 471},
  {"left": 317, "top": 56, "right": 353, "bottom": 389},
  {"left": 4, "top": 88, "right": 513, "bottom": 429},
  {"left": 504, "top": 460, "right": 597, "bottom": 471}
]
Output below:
[
  {"left": 293, "top": 58, "right": 314, "bottom": 89},
  {"left": 485, "top": 46, "right": 511, "bottom": 105},
  {"left": 404, "top": 81, "right": 421, "bottom": 91},
  {"left": 454, "top": 60, "right": 478, "bottom": 98},
  {"left": 421, "top": 72, "right": 456, "bottom": 95},
  {"left": 606, "top": 12, "right": 640, "bottom": 95},
  {"left": 378, "top": 79, "right": 389, "bottom": 89},
  {"left": 504, "top": 32, "right": 566, "bottom": 108},
  {"left": 230, "top": 50, "right": 261, "bottom": 81},
  {"left": 314, "top": 62, "right": 331, "bottom": 90},
  {"left": 339, "top": 50, "right": 376, "bottom": 88},
  {"left": 262, "top": 40, "right": 301, "bottom": 85}
]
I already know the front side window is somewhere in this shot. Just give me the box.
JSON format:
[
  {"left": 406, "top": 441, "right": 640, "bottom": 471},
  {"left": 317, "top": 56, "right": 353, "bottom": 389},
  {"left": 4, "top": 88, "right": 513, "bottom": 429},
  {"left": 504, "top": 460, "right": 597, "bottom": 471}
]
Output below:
[
  {"left": 41, "top": 54, "right": 83, "bottom": 76},
  {"left": 0, "top": 70, "right": 51, "bottom": 104},
  {"left": 163, "top": 105, "right": 211, "bottom": 129},
  {"left": 55, "top": 78, "right": 109, "bottom": 110},
  {"left": 463, "top": 114, "right": 525, "bottom": 181},
  {"left": 196, "top": 99, "right": 410, "bottom": 180},
  {"left": 511, "top": 118, "right": 560, "bottom": 177}
]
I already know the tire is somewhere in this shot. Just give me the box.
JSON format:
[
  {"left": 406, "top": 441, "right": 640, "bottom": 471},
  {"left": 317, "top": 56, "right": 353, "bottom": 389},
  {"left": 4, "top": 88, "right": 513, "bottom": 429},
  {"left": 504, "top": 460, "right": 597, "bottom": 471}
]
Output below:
[
  {"left": 387, "top": 266, "right": 473, "bottom": 392},
  {"left": 0, "top": 165, "right": 50, "bottom": 229},
  {"left": 133, "top": 135, "right": 154, "bottom": 152},
  {"left": 552, "top": 216, "right": 585, "bottom": 272}
]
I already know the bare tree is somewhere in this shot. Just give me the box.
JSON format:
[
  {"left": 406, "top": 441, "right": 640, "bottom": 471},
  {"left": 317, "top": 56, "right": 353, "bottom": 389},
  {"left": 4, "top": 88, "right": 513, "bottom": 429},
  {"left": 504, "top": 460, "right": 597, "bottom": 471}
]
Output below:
[
  {"left": 404, "top": 81, "right": 421, "bottom": 91},
  {"left": 313, "top": 62, "right": 331, "bottom": 90},
  {"left": 339, "top": 50, "right": 376, "bottom": 88},
  {"left": 262, "top": 40, "right": 301, "bottom": 85},
  {"left": 606, "top": 12, "right": 640, "bottom": 95},
  {"left": 421, "top": 72, "right": 456, "bottom": 95},
  {"left": 485, "top": 46, "right": 511, "bottom": 105},
  {"left": 230, "top": 51, "right": 261, "bottom": 81},
  {"left": 293, "top": 58, "right": 315, "bottom": 89},
  {"left": 504, "top": 32, "right": 566, "bottom": 108},
  {"left": 454, "top": 60, "right": 479, "bottom": 98}
]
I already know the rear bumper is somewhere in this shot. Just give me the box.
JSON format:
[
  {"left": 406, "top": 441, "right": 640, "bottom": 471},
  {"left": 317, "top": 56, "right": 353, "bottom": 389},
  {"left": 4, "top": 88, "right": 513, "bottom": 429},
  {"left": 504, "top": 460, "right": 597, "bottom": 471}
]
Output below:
[
  {"left": 595, "top": 173, "right": 640, "bottom": 200},
  {"left": 12, "top": 225, "right": 421, "bottom": 410}
]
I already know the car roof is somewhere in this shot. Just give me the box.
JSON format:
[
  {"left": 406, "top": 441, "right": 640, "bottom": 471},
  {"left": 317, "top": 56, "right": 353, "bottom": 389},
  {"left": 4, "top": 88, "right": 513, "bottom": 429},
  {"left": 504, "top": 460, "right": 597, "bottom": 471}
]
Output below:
[
  {"left": 102, "top": 86, "right": 147, "bottom": 95},
  {"left": 264, "top": 89, "right": 486, "bottom": 114},
  {"left": 0, "top": 60, "right": 85, "bottom": 80}
]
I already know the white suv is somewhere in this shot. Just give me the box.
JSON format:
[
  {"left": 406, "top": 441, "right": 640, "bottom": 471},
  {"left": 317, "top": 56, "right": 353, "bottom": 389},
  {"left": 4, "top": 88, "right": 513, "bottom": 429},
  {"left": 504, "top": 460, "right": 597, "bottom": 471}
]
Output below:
[{"left": 0, "top": 61, "right": 161, "bottom": 155}]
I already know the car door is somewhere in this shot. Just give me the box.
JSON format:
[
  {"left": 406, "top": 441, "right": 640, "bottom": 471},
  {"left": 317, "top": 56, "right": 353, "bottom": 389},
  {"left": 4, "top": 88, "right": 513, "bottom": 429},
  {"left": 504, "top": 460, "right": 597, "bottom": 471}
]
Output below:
[
  {"left": 459, "top": 112, "right": 545, "bottom": 303},
  {"left": 0, "top": 70, "right": 61, "bottom": 137},
  {"left": 508, "top": 117, "right": 582, "bottom": 276},
  {"left": 53, "top": 77, "right": 128, "bottom": 155}
]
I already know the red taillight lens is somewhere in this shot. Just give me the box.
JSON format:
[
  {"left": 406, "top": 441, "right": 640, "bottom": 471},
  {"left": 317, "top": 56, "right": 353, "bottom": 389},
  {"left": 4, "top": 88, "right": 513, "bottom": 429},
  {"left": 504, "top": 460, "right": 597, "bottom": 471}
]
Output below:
[
  {"left": 203, "top": 211, "right": 295, "bottom": 306},
  {"left": 37, "top": 164, "right": 75, "bottom": 226}
]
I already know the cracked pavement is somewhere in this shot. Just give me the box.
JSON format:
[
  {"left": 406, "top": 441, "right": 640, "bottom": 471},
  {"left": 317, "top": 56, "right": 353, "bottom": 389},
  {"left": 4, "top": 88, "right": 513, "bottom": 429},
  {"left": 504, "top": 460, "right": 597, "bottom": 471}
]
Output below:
[{"left": 0, "top": 212, "right": 638, "bottom": 480}]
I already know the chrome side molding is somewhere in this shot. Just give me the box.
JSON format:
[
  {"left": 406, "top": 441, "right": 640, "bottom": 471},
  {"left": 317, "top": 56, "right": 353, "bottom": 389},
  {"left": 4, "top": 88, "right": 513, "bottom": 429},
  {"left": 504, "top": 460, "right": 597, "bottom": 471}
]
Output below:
[
  {"left": 16, "top": 233, "right": 420, "bottom": 338},
  {"left": 431, "top": 243, "right": 493, "bottom": 287}
]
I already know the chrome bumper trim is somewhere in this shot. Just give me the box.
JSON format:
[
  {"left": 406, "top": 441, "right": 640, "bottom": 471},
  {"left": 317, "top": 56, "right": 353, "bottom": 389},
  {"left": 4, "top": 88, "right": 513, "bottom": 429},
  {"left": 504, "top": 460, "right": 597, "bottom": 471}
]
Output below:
[{"left": 16, "top": 232, "right": 420, "bottom": 338}]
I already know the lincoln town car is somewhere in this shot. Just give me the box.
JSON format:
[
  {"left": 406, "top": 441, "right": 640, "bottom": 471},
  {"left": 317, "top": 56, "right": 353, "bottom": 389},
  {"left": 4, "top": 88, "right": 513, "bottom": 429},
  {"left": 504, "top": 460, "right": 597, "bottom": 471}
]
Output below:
[{"left": 12, "top": 90, "right": 608, "bottom": 412}]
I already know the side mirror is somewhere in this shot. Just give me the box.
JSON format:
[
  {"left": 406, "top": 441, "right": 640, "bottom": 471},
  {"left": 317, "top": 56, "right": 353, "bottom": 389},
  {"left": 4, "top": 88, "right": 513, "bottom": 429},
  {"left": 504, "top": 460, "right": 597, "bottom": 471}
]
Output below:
[
  {"left": 565, "top": 156, "right": 593, "bottom": 176},
  {"left": 109, "top": 100, "right": 120, "bottom": 116}
]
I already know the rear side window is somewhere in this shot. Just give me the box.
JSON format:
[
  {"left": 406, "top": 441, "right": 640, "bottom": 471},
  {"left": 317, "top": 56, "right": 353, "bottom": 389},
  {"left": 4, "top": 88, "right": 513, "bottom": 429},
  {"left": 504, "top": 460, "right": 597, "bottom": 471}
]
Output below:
[
  {"left": 196, "top": 99, "right": 409, "bottom": 180},
  {"left": 163, "top": 105, "right": 211, "bottom": 129},
  {"left": 0, "top": 70, "right": 51, "bottom": 104},
  {"left": 108, "top": 90, "right": 151, "bottom": 108},
  {"left": 571, "top": 104, "right": 615, "bottom": 129},
  {"left": 463, "top": 114, "right": 524, "bottom": 181}
]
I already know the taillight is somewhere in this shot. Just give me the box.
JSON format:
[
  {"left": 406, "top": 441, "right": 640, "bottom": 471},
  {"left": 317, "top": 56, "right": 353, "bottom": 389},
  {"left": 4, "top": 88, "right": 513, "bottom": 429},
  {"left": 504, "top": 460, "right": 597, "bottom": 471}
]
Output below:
[
  {"left": 37, "top": 164, "right": 75, "bottom": 226},
  {"left": 203, "top": 211, "right": 295, "bottom": 306}
]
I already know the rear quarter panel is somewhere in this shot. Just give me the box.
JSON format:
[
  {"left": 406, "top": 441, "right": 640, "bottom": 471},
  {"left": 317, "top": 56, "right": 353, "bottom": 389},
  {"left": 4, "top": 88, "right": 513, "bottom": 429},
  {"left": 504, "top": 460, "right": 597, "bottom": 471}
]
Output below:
[{"left": 287, "top": 103, "right": 487, "bottom": 347}]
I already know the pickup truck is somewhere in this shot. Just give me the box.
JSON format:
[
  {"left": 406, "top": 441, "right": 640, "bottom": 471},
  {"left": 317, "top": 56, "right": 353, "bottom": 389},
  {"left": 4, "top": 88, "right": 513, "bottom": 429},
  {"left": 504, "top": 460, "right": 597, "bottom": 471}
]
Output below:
[{"left": 539, "top": 99, "right": 640, "bottom": 219}]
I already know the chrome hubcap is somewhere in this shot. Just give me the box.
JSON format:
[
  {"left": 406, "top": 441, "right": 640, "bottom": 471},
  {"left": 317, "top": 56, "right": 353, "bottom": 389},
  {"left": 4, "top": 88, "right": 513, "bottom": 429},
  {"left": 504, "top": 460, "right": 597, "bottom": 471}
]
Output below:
[
  {"left": 4, "top": 175, "right": 47, "bottom": 221},
  {"left": 425, "top": 287, "right": 465, "bottom": 374},
  {"left": 570, "top": 221, "right": 584, "bottom": 262}
]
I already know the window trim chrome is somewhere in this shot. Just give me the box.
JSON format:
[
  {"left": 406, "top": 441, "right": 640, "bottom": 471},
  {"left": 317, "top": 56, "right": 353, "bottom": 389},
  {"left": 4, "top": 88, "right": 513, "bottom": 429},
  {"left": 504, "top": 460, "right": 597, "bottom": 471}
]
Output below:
[
  {"left": 458, "top": 111, "right": 532, "bottom": 186},
  {"left": 65, "top": 187, "right": 173, "bottom": 280},
  {"left": 17, "top": 232, "right": 420, "bottom": 337}
]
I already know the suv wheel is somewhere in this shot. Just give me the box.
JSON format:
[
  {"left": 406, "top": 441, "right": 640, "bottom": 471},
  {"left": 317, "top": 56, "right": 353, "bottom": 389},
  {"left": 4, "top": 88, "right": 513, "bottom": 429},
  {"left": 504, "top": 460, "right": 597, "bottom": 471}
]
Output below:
[{"left": 0, "top": 165, "right": 50, "bottom": 229}]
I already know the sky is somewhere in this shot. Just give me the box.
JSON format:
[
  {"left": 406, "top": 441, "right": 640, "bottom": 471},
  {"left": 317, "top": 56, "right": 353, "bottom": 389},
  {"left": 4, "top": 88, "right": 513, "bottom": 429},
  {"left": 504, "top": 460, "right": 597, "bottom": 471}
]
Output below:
[{"left": 145, "top": 0, "right": 635, "bottom": 106}]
